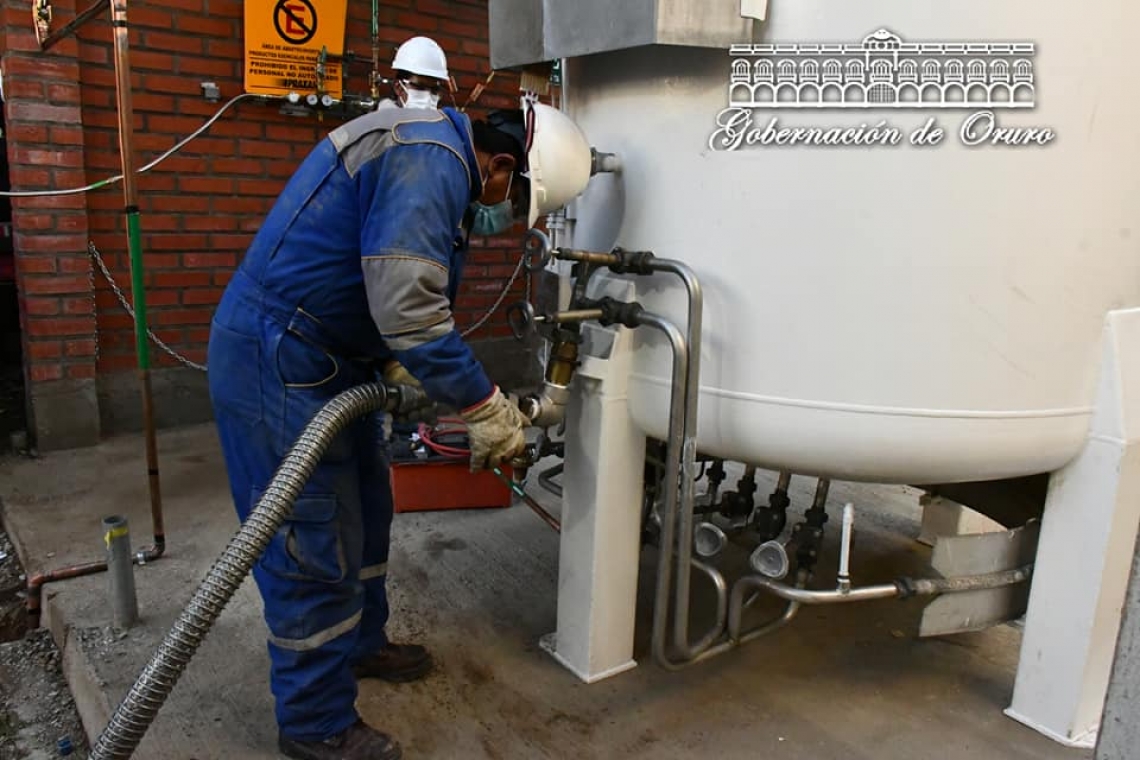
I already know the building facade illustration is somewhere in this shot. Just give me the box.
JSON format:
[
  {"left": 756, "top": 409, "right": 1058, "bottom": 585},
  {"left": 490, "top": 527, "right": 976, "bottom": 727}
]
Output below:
[{"left": 729, "top": 28, "right": 1035, "bottom": 109}]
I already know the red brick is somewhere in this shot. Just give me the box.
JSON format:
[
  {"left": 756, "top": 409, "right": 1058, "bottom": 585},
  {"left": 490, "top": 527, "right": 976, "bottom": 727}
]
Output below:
[
  {"left": 65, "top": 339, "right": 97, "bottom": 357},
  {"left": 127, "top": 5, "right": 175, "bottom": 28},
  {"left": 67, "top": 363, "right": 97, "bottom": 379},
  {"left": 29, "top": 364, "right": 64, "bottom": 382},
  {"left": 142, "top": 30, "right": 206, "bottom": 55},
  {"left": 46, "top": 83, "right": 82, "bottom": 105},
  {"left": 207, "top": 39, "right": 243, "bottom": 59},
  {"left": 208, "top": 234, "right": 252, "bottom": 250},
  {"left": 236, "top": 179, "right": 285, "bottom": 197},
  {"left": 146, "top": 234, "right": 209, "bottom": 251},
  {"left": 182, "top": 288, "right": 223, "bottom": 305},
  {"left": 3, "top": 79, "right": 46, "bottom": 100},
  {"left": 63, "top": 298, "right": 94, "bottom": 315},
  {"left": 153, "top": 308, "right": 211, "bottom": 325},
  {"left": 178, "top": 56, "right": 238, "bottom": 78},
  {"left": 26, "top": 340, "right": 62, "bottom": 359},
  {"left": 134, "top": 93, "right": 178, "bottom": 113},
  {"left": 184, "top": 215, "right": 237, "bottom": 232},
  {"left": 97, "top": 355, "right": 138, "bottom": 372},
  {"left": 151, "top": 271, "right": 212, "bottom": 288},
  {"left": 25, "top": 299, "right": 61, "bottom": 316},
  {"left": 78, "top": 43, "right": 110, "bottom": 65},
  {"left": 177, "top": 15, "right": 236, "bottom": 36},
  {"left": 6, "top": 102, "right": 79, "bottom": 124},
  {"left": 142, "top": 73, "right": 206, "bottom": 96},
  {"left": 17, "top": 257, "right": 57, "bottom": 274},
  {"left": 143, "top": 290, "right": 181, "bottom": 307},
  {"left": 179, "top": 176, "right": 236, "bottom": 195},
  {"left": 211, "top": 157, "right": 266, "bottom": 176},
  {"left": 28, "top": 316, "right": 92, "bottom": 336},
  {"left": 49, "top": 125, "right": 86, "bottom": 146},
  {"left": 57, "top": 256, "right": 94, "bottom": 274},
  {"left": 2, "top": 56, "right": 77, "bottom": 81},
  {"left": 183, "top": 252, "right": 235, "bottom": 268}
]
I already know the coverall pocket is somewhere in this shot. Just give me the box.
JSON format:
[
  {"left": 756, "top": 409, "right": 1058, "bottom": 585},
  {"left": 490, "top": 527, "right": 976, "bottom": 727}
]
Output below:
[
  {"left": 206, "top": 322, "right": 263, "bottom": 427},
  {"left": 261, "top": 493, "right": 348, "bottom": 585},
  {"left": 276, "top": 328, "right": 340, "bottom": 389}
]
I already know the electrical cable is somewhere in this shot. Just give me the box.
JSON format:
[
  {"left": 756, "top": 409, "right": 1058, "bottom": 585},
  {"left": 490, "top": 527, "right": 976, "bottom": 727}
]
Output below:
[{"left": 0, "top": 92, "right": 277, "bottom": 197}]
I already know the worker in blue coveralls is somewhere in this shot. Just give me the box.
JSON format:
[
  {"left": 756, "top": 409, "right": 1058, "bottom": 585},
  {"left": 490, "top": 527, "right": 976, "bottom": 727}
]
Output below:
[{"left": 207, "top": 97, "right": 594, "bottom": 760}]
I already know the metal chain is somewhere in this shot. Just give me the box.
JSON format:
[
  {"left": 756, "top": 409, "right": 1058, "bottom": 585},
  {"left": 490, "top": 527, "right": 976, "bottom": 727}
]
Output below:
[
  {"left": 460, "top": 251, "right": 529, "bottom": 337},
  {"left": 87, "top": 241, "right": 209, "bottom": 372},
  {"left": 88, "top": 240, "right": 529, "bottom": 372}
]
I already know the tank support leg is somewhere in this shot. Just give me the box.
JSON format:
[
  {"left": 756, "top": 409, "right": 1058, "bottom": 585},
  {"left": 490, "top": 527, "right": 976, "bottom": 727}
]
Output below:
[
  {"left": 1006, "top": 307, "right": 1140, "bottom": 747},
  {"left": 539, "top": 279, "right": 646, "bottom": 683}
]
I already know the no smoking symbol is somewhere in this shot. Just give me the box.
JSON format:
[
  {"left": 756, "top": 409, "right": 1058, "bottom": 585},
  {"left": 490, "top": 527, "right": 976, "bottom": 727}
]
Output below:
[{"left": 274, "top": 0, "right": 317, "bottom": 45}]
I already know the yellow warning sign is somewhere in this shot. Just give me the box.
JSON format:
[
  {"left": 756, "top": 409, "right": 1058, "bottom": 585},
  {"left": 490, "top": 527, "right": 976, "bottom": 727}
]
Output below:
[{"left": 243, "top": 0, "right": 348, "bottom": 98}]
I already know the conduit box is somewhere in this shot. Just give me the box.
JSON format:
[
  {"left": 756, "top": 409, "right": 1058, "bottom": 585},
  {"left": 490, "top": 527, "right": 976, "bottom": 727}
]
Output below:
[{"left": 489, "top": 0, "right": 761, "bottom": 70}]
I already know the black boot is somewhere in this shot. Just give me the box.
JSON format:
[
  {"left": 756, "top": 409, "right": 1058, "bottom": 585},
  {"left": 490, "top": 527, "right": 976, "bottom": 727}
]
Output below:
[
  {"left": 352, "top": 642, "right": 433, "bottom": 683},
  {"left": 278, "top": 719, "right": 401, "bottom": 760}
]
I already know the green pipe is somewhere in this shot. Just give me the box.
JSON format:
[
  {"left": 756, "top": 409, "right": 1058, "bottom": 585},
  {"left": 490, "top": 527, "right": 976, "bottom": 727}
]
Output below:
[{"left": 125, "top": 211, "right": 150, "bottom": 368}]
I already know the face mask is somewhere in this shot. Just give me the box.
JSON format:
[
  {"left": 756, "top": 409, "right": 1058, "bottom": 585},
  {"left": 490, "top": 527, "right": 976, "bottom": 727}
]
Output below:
[
  {"left": 470, "top": 172, "right": 514, "bottom": 236},
  {"left": 398, "top": 81, "right": 439, "bottom": 110}
]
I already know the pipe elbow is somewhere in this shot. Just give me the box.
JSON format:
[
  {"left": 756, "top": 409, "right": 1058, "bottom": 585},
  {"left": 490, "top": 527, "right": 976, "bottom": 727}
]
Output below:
[{"left": 520, "top": 382, "right": 571, "bottom": 429}]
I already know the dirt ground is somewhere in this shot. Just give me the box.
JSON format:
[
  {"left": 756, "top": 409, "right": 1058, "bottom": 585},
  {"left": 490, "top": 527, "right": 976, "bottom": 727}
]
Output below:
[{"left": 0, "top": 526, "right": 91, "bottom": 759}]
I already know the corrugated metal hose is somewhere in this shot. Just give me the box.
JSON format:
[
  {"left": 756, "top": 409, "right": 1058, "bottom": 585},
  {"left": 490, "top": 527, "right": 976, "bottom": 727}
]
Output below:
[{"left": 88, "top": 381, "right": 427, "bottom": 760}]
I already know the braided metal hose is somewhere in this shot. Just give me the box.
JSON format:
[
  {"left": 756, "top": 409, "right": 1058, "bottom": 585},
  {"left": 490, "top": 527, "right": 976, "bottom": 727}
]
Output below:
[{"left": 90, "top": 382, "right": 423, "bottom": 759}]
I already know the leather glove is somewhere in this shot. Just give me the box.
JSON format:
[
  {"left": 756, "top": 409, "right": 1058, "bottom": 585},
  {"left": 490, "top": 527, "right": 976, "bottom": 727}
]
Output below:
[
  {"left": 382, "top": 360, "right": 420, "bottom": 388},
  {"left": 459, "top": 387, "right": 530, "bottom": 473},
  {"left": 382, "top": 361, "right": 437, "bottom": 425}
]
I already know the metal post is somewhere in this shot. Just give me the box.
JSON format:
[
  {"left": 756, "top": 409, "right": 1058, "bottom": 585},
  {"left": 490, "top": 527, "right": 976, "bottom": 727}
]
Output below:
[
  {"left": 103, "top": 515, "right": 139, "bottom": 629},
  {"left": 111, "top": 0, "right": 165, "bottom": 555}
]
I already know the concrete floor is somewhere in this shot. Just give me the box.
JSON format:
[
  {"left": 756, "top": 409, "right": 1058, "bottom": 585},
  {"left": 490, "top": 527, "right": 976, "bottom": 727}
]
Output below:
[{"left": 0, "top": 422, "right": 1093, "bottom": 760}]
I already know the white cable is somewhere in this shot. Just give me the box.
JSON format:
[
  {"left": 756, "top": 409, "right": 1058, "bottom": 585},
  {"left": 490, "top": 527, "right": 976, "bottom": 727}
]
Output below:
[{"left": 0, "top": 93, "right": 275, "bottom": 198}]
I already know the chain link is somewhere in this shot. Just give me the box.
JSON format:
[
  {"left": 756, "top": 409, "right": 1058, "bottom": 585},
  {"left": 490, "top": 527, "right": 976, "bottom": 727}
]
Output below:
[
  {"left": 88, "top": 241, "right": 208, "bottom": 372},
  {"left": 88, "top": 241, "right": 531, "bottom": 373}
]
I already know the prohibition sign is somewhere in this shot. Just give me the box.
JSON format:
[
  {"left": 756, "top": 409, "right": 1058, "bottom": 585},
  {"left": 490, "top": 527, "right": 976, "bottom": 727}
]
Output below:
[{"left": 274, "top": 0, "right": 317, "bottom": 46}]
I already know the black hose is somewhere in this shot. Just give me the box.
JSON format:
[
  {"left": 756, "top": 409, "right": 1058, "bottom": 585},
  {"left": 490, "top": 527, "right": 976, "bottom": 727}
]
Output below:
[{"left": 89, "top": 382, "right": 422, "bottom": 759}]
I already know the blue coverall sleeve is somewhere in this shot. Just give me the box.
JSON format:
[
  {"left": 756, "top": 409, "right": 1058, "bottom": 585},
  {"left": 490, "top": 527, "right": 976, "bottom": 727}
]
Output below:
[{"left": 357, "top": 142, "right": 495, "bottom": 412}]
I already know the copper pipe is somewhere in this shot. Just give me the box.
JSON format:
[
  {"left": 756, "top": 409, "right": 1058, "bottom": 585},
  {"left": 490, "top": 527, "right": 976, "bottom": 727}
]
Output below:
[{"left": 112, "top": 0, "right": 166, "bottom": 560}]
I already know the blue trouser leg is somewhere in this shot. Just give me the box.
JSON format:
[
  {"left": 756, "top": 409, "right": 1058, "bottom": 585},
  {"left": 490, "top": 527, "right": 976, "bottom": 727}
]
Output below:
[
  {"left": 208, "top": 313, "right": 371, "bottom": 742},
  {"left": 352, "top": 411, "right": 394, "bottom": 662}
]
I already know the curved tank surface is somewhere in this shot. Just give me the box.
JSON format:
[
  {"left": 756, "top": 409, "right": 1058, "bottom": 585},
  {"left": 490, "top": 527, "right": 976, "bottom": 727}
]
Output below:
[{"left": 561, "top": 3, "right": 1140, "bottom": 484}]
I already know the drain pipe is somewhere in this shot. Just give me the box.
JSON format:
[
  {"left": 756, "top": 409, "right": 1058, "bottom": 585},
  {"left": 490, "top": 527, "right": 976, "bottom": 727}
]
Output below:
[{"left": 88, "top": 382, "right": 428, "bottom": 760}]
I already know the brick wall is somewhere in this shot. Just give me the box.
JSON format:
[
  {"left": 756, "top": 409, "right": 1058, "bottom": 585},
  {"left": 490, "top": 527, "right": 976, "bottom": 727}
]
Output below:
[{"left": 1, "top": 0, "right": 540, "bottom": 449}]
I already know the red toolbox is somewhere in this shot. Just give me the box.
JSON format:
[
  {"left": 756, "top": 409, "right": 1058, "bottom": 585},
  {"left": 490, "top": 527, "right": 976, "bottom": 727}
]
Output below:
[{"left": 390, "top": 458, "right": 515, "bottom": 513}]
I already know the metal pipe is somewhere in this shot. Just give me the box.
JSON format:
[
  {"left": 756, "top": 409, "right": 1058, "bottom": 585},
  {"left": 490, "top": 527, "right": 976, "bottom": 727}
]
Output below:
[
  {"left": 39, "top": 0, "right": 109, "bottom": 50},
  {"left": 492, "top": 467, "right": 561, "bottom": 533},
  {"left": 538, "top": 463, "right": 564, "bottom": 497},
  {"left": 103, "top": 515, "right": 138, "bottom": 629},
  {"left": 370, "top": 0, "right": 380, "bottom": 101},
  {"left": 645, "top": 260, "right": 716, "bottom": 663},
  {"left": 112, "top": 0, "right": 166, "bottom": 564},
  {"left": 743, "top": 565, "right": 1034, "bottom": 606},
  {"left": 89, "top": 382, "right": 426, "bottom": 759}
]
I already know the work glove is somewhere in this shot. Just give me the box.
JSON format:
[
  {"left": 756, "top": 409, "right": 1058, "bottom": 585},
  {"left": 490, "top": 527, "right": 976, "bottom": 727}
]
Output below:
[
  {"left": 382, "top": 361, "right": 438, "bottom": 425},
  {"left": 459, "top": 386, "right": 530, "bottom": 473},
  {"left": 382, "top": 360, "right": 420, "bottom": 388}
]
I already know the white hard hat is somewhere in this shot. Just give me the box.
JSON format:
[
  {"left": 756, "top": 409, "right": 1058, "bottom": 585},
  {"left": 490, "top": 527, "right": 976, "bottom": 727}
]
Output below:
[
  {"left": 521, "top": 101, "right": 593, "bottom": 228},
  {"left": 392, "top": 36, "right": 449, "bottom": 81}
]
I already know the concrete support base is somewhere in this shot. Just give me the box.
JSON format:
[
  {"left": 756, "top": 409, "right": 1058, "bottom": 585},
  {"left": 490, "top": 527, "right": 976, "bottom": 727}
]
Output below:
[
  {"left": 545, "top": 279, "right": 646, "bottom": 683},
  {"left": 1007, "top": 307, "right": 1140, "bottom": 748},
  {"left": 29, "top": 377, "right": 100, "bottom": 451},
  {"left": 917, "top": 494, "right": 1006, "bottom": 547}
]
